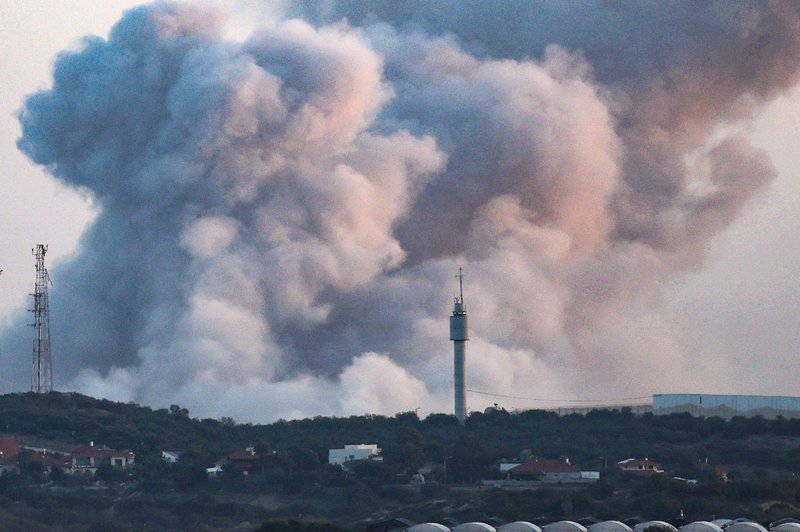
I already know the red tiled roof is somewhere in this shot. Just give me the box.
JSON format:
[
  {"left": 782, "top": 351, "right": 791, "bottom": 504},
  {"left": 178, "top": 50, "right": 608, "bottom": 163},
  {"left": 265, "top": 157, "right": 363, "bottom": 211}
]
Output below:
[
  {"left": 510, "top": 458, "right": 579, "bottom": 476},
  {"left": 25, "top": 450, "right": 69, "bottom": 468},
  {"left": 0, "top": 436, "right": 20, "bottom": 465},
  {"left": 0, "top": 437, "right": 20, "bottom": 454},
  {"left": 215, "top": 449, "right": 259, "bottom": 468},
  {"left": 227, "top": 450, "right": 258, "bottom": 462},
  {"left": 71, "top": 445, "right": 134, "bottom": 459}
]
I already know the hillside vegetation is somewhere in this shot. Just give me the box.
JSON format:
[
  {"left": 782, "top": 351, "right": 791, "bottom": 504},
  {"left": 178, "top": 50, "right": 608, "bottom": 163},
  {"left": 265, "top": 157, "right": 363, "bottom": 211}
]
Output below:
[{"left": 0, "top": 392, "right": 799, "bottom": 530}]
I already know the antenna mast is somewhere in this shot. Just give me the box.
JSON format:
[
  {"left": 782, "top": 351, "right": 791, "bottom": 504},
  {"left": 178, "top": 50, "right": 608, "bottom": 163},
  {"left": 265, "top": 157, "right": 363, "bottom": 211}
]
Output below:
[
  {"left": 457, "top": 267, "right": 464, "bottom": 304},
  {"left": 30, "top": 244, "right": 52, "bottom": 393}
]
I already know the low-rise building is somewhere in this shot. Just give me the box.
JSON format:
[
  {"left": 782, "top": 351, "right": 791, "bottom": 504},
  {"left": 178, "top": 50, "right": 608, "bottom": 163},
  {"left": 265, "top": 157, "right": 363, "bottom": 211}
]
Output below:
[
  {"left": 617, "top": 458, "right": 663, "bottom": 476},
  {"left": 69, "top": 442, "right": 135, "bottom": 475},
  {"left": 161, "top": 450, "right": 182, "bottom": 463},
  {"left": 500, "top": 462, "right": 521, "bottom": 473},
  {"left": 206, "top": 465, "right": 224, "bottom": 477},
  {"left": 509, "top": 458, "right": 582, "bottom": 481},
  {"left": 653, "top": 394, "right": 800, "bottom": 420},
  {"left": 329, "top": 444, "right": 381, "bottom": 467},
  {"left": 215, "top": 447, "right": 260, "bottom": 475}
]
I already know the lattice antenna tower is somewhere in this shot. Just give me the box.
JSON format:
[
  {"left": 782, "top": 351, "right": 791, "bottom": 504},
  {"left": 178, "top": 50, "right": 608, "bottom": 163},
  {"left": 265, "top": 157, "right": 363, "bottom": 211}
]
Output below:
[{"left": 30, "top": 244, "right": 52, "bottom": 393}]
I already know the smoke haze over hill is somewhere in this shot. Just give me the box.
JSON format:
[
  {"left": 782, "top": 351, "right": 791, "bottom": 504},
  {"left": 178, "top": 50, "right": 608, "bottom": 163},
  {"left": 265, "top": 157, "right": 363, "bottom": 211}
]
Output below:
[{"left": 5, "top": 1, "right": 800, "bottom": 421}]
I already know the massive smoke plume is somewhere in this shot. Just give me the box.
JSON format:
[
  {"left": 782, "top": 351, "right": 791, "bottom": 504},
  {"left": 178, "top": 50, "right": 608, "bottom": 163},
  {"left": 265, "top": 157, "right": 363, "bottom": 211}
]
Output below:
[{"left": 7, "top": 1, "right": 800, "bottom": 421}]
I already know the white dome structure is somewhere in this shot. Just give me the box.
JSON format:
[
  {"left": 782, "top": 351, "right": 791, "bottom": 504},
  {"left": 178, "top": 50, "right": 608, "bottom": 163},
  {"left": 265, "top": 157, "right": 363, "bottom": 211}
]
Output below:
[
  {"left": 726, "top": 523, "right": 768, "bottom": 532},
  {"left": 712, "top": 521, "right": 733, "bottom": 529},
  {"left": 772, "top": 525, "right": 800, "bottom": 532},
  {"left": 634, "top": 521, "right": 679, "bottom": 532},
  {"left": 453, "top": 524, "right": 496, "bottom": 532},
  {"left": 681, "top": 522, "right": 724, "bottom": 532},
  {"left": 408, "top": 525, "right": 451, "bottom": 532},
  {"left": 543, "top": 521, "right": 589, "bottom": 532},
  {"left": 589, "top": 521, "right": 633, "bottom": 532},
  {"left": 499, "top": 523, "right": 543, "bottom": 532}
]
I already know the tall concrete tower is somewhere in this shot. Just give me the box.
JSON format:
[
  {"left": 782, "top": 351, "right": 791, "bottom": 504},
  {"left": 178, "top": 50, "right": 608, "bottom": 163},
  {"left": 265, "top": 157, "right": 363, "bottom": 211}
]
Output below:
[{"left": 449, "top": 267, "right": 468, "bottom": 423}]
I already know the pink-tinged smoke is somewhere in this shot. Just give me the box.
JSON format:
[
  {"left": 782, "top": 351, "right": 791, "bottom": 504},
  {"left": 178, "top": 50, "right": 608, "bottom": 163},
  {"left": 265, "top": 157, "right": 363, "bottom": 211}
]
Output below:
[{"left": 7, "top": 1, "right": 799, "bottom": 421}]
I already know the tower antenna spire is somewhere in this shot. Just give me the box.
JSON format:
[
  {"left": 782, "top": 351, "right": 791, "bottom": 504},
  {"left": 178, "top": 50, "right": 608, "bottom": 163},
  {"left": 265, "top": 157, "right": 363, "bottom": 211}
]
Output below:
[
  {"left": 30, "top": 244, "right": 53, "bottom": 393},
  {"left": 457, "top": 267, "right": 464, "bottom": 304}
]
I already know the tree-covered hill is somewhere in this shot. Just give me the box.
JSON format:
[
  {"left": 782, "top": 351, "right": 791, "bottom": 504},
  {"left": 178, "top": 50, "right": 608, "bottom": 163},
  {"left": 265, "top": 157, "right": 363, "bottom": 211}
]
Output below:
[
  {"left": 0, "top": 391, "right": 799, "bottom": 530},
  {"left": 3, "top": 391, "right": 800, "bottom": 472}
]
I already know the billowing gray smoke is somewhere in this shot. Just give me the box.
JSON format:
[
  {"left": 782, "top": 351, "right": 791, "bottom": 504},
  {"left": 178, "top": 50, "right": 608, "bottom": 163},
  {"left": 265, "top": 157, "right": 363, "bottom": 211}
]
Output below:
[{"left": 9, "top": 1, "right": 800, "bottom": 421}]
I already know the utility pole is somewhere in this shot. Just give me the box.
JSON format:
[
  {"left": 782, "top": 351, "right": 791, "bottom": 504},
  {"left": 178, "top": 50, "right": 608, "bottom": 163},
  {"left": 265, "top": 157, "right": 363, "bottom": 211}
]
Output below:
[{"left": 30, "top": 245, "right": 52, "bottom": 393}]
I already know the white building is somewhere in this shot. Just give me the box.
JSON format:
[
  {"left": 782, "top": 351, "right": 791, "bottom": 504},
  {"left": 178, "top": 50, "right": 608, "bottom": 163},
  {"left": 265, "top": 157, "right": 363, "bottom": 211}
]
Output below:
[
  {"left": 161, "top": 450, "right": 181, "bottom": 463},
  {"left": 328, "top": 444, "right": 381, "bottom": 466}
]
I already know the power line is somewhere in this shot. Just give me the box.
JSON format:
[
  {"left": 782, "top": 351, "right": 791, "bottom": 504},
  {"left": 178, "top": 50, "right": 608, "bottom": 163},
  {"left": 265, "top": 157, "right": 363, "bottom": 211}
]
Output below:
[{"left": 467, "top": 388, "right": 651, "bottom": 404}]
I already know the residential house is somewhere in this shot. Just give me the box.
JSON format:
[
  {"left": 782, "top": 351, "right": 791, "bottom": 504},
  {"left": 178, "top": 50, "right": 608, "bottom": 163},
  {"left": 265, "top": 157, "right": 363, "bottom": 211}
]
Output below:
[
  {"left": 499, "top": 462, "right": 520, "bottom": 473},
  {"left": 508, "top": 457, "right": 582, "bottom": 481},
  {"left": 206, "top": 465, "right": 224, "bottom": 478},
  {"left": 215, "top": 447, "right": 259, "bottom": 475},
  {"left": 161, "top": 450, "right": 182, "bottom": 463},
  {"left": 618, "top": 458, "right": 664, "bottom": 476},
  {"left": 329, "top": 444, "right": 382, "bottom": 467},
  {"left": 69, "top": 442, "right": 135, "bottom": 475}
]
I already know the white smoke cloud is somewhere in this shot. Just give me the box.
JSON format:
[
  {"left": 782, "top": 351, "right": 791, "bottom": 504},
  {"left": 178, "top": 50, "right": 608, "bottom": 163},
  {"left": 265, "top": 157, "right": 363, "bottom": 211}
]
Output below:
[{"left": 7, "top": 1, "right": 800, "bottom": 422}]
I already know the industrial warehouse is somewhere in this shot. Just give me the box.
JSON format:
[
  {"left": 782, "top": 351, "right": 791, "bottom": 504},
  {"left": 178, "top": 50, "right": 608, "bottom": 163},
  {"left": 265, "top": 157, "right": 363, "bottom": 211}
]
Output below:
[
  {"left": 542, "top": 394, "right": 800, "bottom": 421},
  {"left": 651, "top": 394, "right": 800, "bottom": 420}
]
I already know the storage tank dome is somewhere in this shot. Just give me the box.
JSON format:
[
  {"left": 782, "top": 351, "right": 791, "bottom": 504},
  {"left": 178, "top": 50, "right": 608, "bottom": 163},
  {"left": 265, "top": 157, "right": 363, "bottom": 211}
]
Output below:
[
  {"left": 543, "top": 521, "right": 589, "bottom": 532},
  {"left": 453, "top": 524, "right": 496, "bottom": 532},
  {"left": 681, "top": 522, "right": 724, "bottom": 532},
  {"left": 408, "top": 524, "right": 451, "bottom": 532},
  {"left": 634, "top": 521, "right": 679, "bottom": 532},
  {"left": 726, "top": 523, "right": 768, "bottom": 532},
  {"left": 499, "top": 523, "right": 543, "bottom": 532},
  {"left": 772, "top": 525, "right": 800, "bottom": 532},
  {"left": 589, "top": 521, "right": 633, "bottom": 532}
]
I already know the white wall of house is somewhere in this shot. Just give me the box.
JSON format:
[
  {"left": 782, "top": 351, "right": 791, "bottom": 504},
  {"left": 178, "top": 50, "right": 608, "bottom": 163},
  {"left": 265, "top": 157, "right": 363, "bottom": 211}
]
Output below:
[
  {"left": 328, "top": 444, "right": 380, "bottom": 466},
  {"left": 162, "top": 451, "right": 180, "bottom": 463},
  {"left": 544, "top": 471, "right": 583, "bottom": 481}
]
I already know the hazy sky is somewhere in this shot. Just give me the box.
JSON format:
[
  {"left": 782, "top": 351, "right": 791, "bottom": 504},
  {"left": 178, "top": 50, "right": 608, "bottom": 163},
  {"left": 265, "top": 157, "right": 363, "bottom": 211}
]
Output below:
[{"left": 1, "top": 1, "right": 798, "bottom": 421}]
